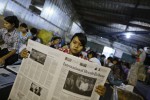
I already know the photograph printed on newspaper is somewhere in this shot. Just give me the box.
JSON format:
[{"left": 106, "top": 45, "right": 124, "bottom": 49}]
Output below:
[{"left": 63, "top": 71, "right": 96, "bottom": 97}]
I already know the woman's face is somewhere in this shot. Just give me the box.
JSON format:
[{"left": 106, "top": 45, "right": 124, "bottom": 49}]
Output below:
[
  {"left": 4, "top": 20, "right": 14, "bottom": 30},
  {"left": 88, "top": 54, "right": 93, "bottom": 59},
  {"left": 70, "top": 36, "right": 83, "bottom": 55},
  {"left": 53, "top": 39, "right": 60, "bottom": 45},
  {"left": 113, "top": 60, "right": 117, "bottom": 65}
]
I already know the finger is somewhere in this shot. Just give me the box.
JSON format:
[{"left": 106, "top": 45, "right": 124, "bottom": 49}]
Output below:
[
  {"left": 95, "top": 86, "right": 106, "bottom": 96},
  {"left": 98, "top": 85, "right": 103, "bottom": 88},
  {"left": 24, "top": 50, "right": 28, "bottom": 54},
  {"left": 97, "top": 85, "right": 105, "bottom": 90},
  {"left": 96, "top": 86, "right": 102, "bottom": 90},
  {"left": 21, "top": 52, "right": 29, "bottom": 58},
  {"left": 95, "top": 89, "right": 103, "bottom": 95},
  {"left": 24, "top": 53, "right": 29, "bottom": 58}
]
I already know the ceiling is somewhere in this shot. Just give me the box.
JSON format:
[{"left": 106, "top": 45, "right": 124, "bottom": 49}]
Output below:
[
  {"left": 71, "top": 0, "right": 150, "bottom": 47},
  {"left": 29, "top": 0, "right": 45, "bottom": 14}
]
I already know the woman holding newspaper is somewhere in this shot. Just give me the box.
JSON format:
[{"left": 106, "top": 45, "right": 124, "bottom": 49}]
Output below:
[{"left": 20, "top": 33, "right": 106, "bottom": 97}]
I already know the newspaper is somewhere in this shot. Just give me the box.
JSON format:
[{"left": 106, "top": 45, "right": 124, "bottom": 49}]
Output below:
[
  {"left": 8, "top": 40, "right": 111, "bottom": 100},
  {"left": 6, "top": 65, "right": 20, "bottom": 73}
]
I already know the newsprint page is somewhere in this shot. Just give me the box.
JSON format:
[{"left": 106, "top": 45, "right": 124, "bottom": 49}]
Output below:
[{"left": 8, "top": 40, "right": 111, "bottom": 100}]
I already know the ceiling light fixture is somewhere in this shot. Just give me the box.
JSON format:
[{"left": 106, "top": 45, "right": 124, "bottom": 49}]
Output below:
[{"left": 125, "top": 32, "right": 134, "bottom": 39}]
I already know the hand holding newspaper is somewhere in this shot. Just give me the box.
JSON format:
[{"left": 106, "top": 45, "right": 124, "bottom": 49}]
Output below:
[{"left": 8, "top": 40, "right": 111, "bottom": 100}]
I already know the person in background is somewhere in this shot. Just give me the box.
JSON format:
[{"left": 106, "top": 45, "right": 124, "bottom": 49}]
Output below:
[
  {"left": 81, "top": 51, "right": 88, "bottom": 60},
  {"left": 107, "top": 58, "right": 124, "bottom": 86},
  {"left": 128, "top": 47, "right": 146, "bottom": 86},
  {"left": 0, "top": 15, "right": 19, "bottom": 66},
  {"left": 100, "top": 58, "right": 122, "bottom": 100},
  {"left": 18, "top": 23, "right": 32, "bottom": 49},
  {"left": 100, "top": 54, "right": 106, "bottom": 66},
  {"left": 121, "top": 62, "right": 130, "bottom": 80},
  {"left": 87, "top": 51, "right": 101, "bottom": 65},
  {"left": 30, "top": 28, "right": 41, "bottom": 43},
  {"left": 96, "top": 53, "right": 101, "bottom": 61},
  {"left": 104, "top": 57, "right": 113, "bottom": 67},
  {"left": 61, "top": 42, "right": 70, "bottom": 49},
  {"left": 128, "top": 47, "right": 146, "bottom": 85},
  {"left": 111, "top": 58, "right": 122, "bottom": 81},
  {"left": 59, "top": 38, "right": 66, "bottom": 48},
  {"left": 136, "top": 48, "right": 146, "bottom": 64},
  {"left": 20, "top": 33, "right": 106, "bottom": 97},
  {"left": 19, "top": 29, "right": 53, "bottom": 54},
  {"left": 48, "top": 36, "right": 61, "bottom": 49}
]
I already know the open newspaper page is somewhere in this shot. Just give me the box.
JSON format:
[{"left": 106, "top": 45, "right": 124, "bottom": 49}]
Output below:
[{"left": 8, "top": 40, "right": 111, "bottom": 100}]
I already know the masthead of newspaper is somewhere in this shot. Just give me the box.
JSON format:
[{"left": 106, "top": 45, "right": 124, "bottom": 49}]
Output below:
[{"left": 8, "top": 40, "right": 111, "bottom": 100}]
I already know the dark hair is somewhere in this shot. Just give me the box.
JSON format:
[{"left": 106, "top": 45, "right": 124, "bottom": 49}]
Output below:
[
  {"left": 20, "top": 23, "right": 27, "bottom": 28},
  {"left": 30, "top": 28, "right": 38, "bottom": 35},
  {"left": 113, "top": 57, "right": 119, "bottom": 62},
  {"left": 20, "top": 23, "right": 28, "bottom": 32},
  {"left": 88, "top": 51, "right": 97, "bottom": 58},
  {"left": 124, "top": 62, "right": 130, "bottom": 69},
  {"left": 100, "top": 54, "right": 106, "bottom": 58},
  {"left": 4, "top": 15, "right": 19, "bottom": 28},
  {"left": 107, "top": 57, "right": 113, "bottom": 62},
  {"left": 70, "top": 33, "right": 87, "bottom": 47},
  {"left": 52, "top": 36, "right": 61, "bottom": 41}
]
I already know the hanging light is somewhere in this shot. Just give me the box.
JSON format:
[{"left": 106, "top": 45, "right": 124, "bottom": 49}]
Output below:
[{"left": 125, "top": 32, "right": 134, "bottom": 39}]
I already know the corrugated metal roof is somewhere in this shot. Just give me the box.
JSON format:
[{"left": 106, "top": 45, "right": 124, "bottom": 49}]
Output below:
[{"left": 71, "top": 0, "right": 150, "bottom": 47}]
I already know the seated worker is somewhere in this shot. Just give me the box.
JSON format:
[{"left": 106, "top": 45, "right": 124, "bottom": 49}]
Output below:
[
  {"left": 19, "top": 29, "right": 53, "bottom": 54},
  {"left": 30, "top": 28, "right": 41, "bottom": 43},
  {"left": 100, "top": 54, "right": 106, "bottom": 66},
  {"left": 0, "top": 15, "right": 19, "bottom": 66},
  {"left": 48, "top": 36, "right": 61, "bottom": 49},
  {"left": 18, "top": 23, "right": 32, "bottom": 49},
  {"left": 108, "top": 58, "right": 123, "bottom": 86},
  {"left": 104, "top": 57, "right": 113, "bottom": 67},
  {"left": 87, "top": 51, "right": 101, "bottom": 65},
  {"left": 20, "top": 33, "right": 106, "bottom": 97}
]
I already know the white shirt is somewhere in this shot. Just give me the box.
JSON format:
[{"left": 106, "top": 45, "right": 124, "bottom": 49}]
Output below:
[{"left": 89, "top": 57, "right": 101, "bottom": 66}]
